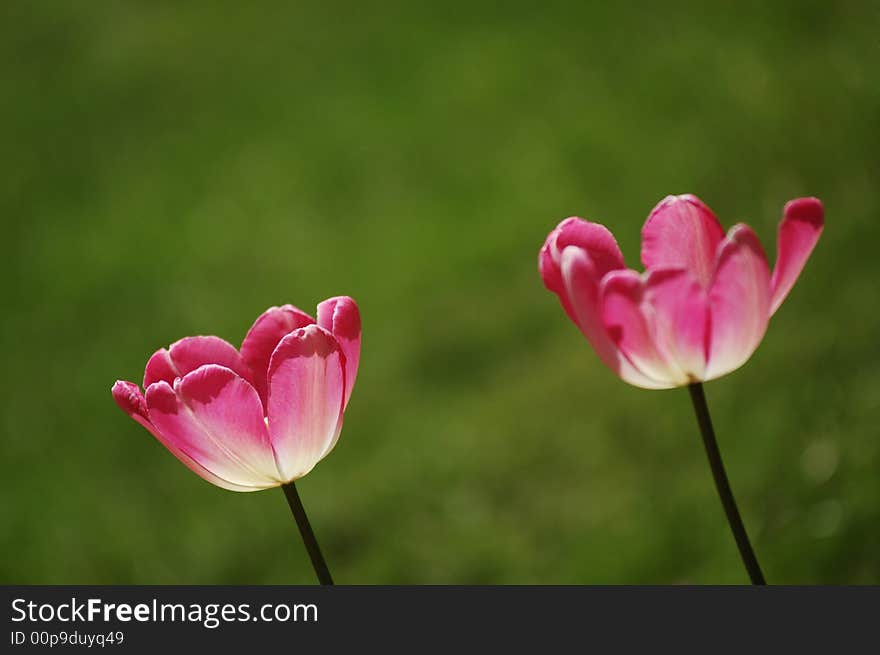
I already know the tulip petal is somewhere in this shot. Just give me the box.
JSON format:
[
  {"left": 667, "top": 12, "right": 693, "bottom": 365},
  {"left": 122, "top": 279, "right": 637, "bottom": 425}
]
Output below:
[
  {"left": 240, "top": 305, "right": 316, "bottom": 407},
  {"left": 145, "top": 366, "right": 281, "bottom": 488},
  {"left": 601, "top": 269, "right": 684, "bottom": 386},
  {"left": 538, "top": 216, "right": 624, "bottom": 354},
  {"left": 553, "top": 218, "right": 627, "bottom": 277},
  {"left": 112, "top": 380, "right": 260, "bottom": 491},
  {"left": 769, "top": 197, "right": 824, "bottom": 316},
  {"left": 317, "top": 296, "right": 361, "bottom": 408},
  {"left": 644, "top": 268, "right": 710, "bottom": 382},
  {"left": 705, "top": 224, "right": 772, "bottom": 380},
  {"left": 540, "top": 217, "right": 625, "bottom": 297},
  {"left": 112, "top": 380, "right": 164, "bottom": 440},
  {"left": 266, "top": 325, "right": 345, "bottom": 481},
  {"left": 562, "top": 247, "right": 670, "bottom": 389},
  {"left": 641, "top": 195, "right": 725, "bottom": 287},
  {"left": 142, "top": 351, "right": 178, "bottom": 389},
  {"left": 143, "top": 336, "right": 251, "bottom": 389}
]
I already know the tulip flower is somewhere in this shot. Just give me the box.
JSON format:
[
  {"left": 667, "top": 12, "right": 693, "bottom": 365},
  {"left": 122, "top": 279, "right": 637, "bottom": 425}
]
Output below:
[
  {"left": 112, "top": 296, "right": 361, "bottom": 584},
  {"left": 540, "top": 195, "right": 823, "bottom": 583}
]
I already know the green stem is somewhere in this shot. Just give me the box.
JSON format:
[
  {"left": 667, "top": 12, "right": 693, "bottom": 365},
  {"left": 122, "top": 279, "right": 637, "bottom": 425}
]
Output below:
[
  {"left": 688, "top": 383, "right": 766, "bottom": 585},
  {"left": 281, "top": 482, "right": 334, "bottom": 585}
]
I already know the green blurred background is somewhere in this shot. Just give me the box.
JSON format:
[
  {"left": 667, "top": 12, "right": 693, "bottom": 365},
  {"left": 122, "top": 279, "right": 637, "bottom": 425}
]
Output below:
[{"left": 2, "top": 1, "right": 878, "bottom": 584}]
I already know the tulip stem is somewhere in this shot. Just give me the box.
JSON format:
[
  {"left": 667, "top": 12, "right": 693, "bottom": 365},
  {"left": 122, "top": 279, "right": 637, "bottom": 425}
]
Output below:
[
  {"left": 687, "top": 383, "right": 766, "bottom": 585},
  {"left": 282, "top": 482, "right": 334, "bottom": 585}
]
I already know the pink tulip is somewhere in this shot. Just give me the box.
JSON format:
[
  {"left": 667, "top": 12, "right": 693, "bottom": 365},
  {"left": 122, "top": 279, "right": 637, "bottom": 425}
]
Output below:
[
  {"left": 112, "top": 297, "right": 361, "bottom": 491},
  {"left": 540, "top": 195, "right": 823, "bottom": 388}
]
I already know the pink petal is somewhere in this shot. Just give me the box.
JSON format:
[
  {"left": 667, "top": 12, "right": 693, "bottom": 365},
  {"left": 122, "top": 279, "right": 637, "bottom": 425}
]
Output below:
[
  {"left": 266, "top": 325, "right": 345, "bottom": 481},
  {"left": 640, "top": 194, "right": 725, "bottom": 287},
  {"left": 539, "top": 217, "right": 629, "bottom": 354},
  {"left": 705, "top": 224, "right": 772, "bottom": 380},
  {"left": 143, "top": 336, "right": 252, "bottom": 389},
  {"left": 561, "top": 247, "right": 670, "bottom": 389},
  {"left": 600, "top": 269, "right": 682, "bottom": 386},
  {"left": 112, "top": 380, "right": 258, "bottom": 492},
  {"left": 141, "top": 351, "right": 178, "bottom": 389},
  {"left": 113, "top": 380, "right": 152, "bottom": 427},
  {"left": 240, "top": 305, "right": 316, "bottom": 407},
  {"left": 769, "top": 197, "right": 824, "bottom": 316},
  {"left": 145, "top": 366, "right": 282, "bottom": 488},
  {"left": 317, "top": 296, "right": 361, "bottom": 409},
  {"left": 540, "top": 217, "right": 625, "bottom": 297},
  {"left": 644, "top": 268, "right": 710, "bottom": 382}
]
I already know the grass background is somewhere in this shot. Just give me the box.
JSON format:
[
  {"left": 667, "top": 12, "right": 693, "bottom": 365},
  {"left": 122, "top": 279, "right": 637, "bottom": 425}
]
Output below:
[{"left": 2, "top": 1, "right": 878, "bottom": 584}]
